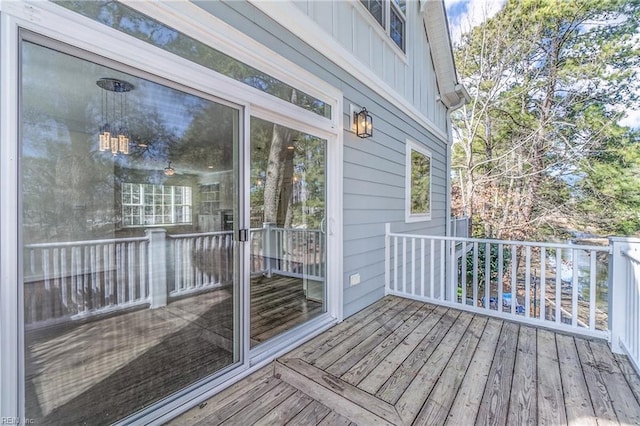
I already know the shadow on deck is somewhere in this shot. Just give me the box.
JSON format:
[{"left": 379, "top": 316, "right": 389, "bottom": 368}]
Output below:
[{"left": 171, "top": 295, "right": 640, "bottom": 426}]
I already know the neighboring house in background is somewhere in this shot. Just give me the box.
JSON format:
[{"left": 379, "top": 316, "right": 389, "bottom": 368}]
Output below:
[{"left": 0, "top": 0, "right": 467, "bottom": 423}]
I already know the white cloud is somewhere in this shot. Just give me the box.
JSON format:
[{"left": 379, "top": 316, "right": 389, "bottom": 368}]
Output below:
[
  {"left": 444, "top": 0, "right": 506, "bottom": 44},
  {"left": 620, "top": 109, "right": 640, "bottom": 129}
]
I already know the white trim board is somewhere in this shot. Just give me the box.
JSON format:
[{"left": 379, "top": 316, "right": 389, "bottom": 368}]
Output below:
[
  {"left": 123, "top": 0, "right": 342, "bottom": 132},
  {"left": 405, "top": 139, "right": 433, "bottom": 223},
  {"left": 249, "top": 0, "right": 450, "bottom": 144},
  {"left": 0, "top": 1, "right": 345, "bottom": 422}
]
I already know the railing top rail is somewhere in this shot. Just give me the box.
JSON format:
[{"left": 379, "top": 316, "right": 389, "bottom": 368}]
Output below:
[
  {"left": 386, "top": 232, "right": 611, "bottom": 253},
  {"left": 609, "top": 236, "right": 640, "bottom": 244},
  {"left": 622, "top": 249, "right": 640, "bottom": 264},
  {"left": 167, "top": 230, "right": 234, "bottom": 239},
  {"left": 25, "top": 236, "right": 149, "bottom": 248},
  {"left": 272, "top": 227, "right": 322, "bottom": 232}
]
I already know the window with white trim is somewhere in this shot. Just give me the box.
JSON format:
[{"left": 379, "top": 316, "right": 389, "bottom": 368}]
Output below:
[
  {"left": 360, "top": 0, "right": 406, "bottom": 51},
  {"left": 405, "top": 140, "right": 432, "bottom": 222},
  {"left": 122, "top": 183, "right": 192, "bottom": 226}
]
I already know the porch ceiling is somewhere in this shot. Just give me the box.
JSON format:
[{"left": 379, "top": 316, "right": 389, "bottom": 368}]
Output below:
[{"left": 171, "top": 295, "right": 640, "bottom": 425}]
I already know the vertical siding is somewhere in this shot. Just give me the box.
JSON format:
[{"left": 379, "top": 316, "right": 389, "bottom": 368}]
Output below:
[
  {"left": 193, "top": 0, "right": 450, "bottom": 318},
  {"left": 291, "top": 0, "right": 448, "bottom": 133}
]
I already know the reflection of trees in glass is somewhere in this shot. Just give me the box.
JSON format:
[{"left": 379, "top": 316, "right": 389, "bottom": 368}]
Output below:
[
  {"left": 251, "top": 118, "right": 325, "bottom": 229},
  {"left": 411, "top": 149, "right": 431, "bottom": 215},
  {"left": 55, "top": 0, "right": 331, "bottom": 118},
  {"left": 173, "top": 102, "right": 236, "bottom": 172},
  {"left": 21, "top": 41, "right": 234, "bottom": 242}
]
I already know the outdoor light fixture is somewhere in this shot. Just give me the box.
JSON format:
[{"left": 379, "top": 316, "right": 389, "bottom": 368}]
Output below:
[
  {"left": 97, "top": 77, "right": 133, "bottom": 155},
  {"left": 354, "top": 107, "right": 373, "bottom": 138},
  {"left": 164, "top": 161, "right": 175, "bottom": 176}
]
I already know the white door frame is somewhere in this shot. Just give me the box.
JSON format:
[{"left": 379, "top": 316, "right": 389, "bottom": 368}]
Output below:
[{"left": 0, "top": 1, "right": 343, "bottom": 422}]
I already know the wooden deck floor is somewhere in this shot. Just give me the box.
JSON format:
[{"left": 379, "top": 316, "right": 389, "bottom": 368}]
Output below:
[
  {"left": 171, "top": 295, "right": 640, "bottom": 426},
  {"left": 25, "top": 275, "right": 320, "bottom": 425}
]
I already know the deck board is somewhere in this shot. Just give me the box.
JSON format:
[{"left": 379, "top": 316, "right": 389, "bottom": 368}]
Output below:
[
  {"left": 537, "top": 329, "right": 568, "bottom": 425},
  {"left": 312, "top": 298, "right": 414, "bottom": 369},
  {"left": 411, "top": 315, "right": 486, "bottom": 425},
  {"left": 589, "top": 340, "right": 640, "bottom": 424},
  {"left": 325, "top": 302, "right": 424, "bottom": 377},
  {"left": 446, "top": 318, "right": 502, "bottom": 425},
  {"left": 556, "top": 333, "right": 597, "bottom": 425},
  {"left": 575, "top": 338, "right": 620, "bottom": 424},
  {"left": 507, "top": 325, "right": 537, "bottom": 425},
  {"left": 374, "top": 308, "right": 460, "bottom": 403},
  {"left": 339, "top": 304, "right": 434, "bottom": 386},
  {"left": 394, "top": 312, "right": 474, "bottom": 423},
  {"left": 253, "top": 389, "right": 313, "bottom": 426},
  {"left": 166, "top": 295, "right": 640, "bottom": 426}
]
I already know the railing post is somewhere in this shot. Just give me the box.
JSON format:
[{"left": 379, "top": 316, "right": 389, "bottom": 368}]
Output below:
[
  {"left": 449, "top": 240, "right": 457, "bottom": 302},
  {"left": 609, "top": 237, "right": 628, "bottom": 353},
  {"left": 263, "top": 222, "right": 276, "bottom": 278},
  {"left": 146, "top": 228, "right": 168, "bottom": 309},
  {"left": 385, "top": 223, "right": 391, "bottom": 295}
]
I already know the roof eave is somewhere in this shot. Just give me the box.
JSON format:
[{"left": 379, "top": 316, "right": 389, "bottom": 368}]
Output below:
[{"left": 421, "top": 0, "right": 469, "bottom": 110}]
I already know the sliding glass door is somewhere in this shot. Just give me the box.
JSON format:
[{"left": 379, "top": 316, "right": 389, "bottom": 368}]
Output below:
[
  {"left": 249, "top": 117, "right": 327, "bottom": 347},
  {"left": 20, "top": 37, "right": 241, "bottom": 424}
]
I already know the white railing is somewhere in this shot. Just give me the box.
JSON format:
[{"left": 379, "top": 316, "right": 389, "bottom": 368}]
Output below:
[
  {"left": 385, "top": 223, "right": 611, "bottom": 339},
  {"left": 268, "top": 226, "right": 325, "bottom": 280},
  {"left": 24, "top": 236, "right": 150, "bottom": 328},
  {"left": 24, "top": 225, "right": 324, "bottom": 328},
  {"left": 450, "top": 216, "right": 469, "bottom": 238},
  {"left": 610, "top": 237, "right": 640, "bottom": 375},
  {"left": 168, "top": 231, "right": 234, "bottom": 297}
]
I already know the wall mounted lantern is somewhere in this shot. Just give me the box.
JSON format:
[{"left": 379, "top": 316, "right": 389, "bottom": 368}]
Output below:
[
  {"left": 97, "top": 77, "right": 133, "bottom": 155},
  {"left": 354, "top": 107, "right": 373, "bottom": 138}
]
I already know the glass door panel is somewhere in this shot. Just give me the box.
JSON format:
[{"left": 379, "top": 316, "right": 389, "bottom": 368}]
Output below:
[
  {"left": 249, "top": 117, "right": 327, "bottom": 347},
  {"left": 20, "top": 39, "right": 240, "bottom": 424}
]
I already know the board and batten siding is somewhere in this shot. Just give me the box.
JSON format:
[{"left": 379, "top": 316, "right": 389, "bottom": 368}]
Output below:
[
  {"left": 193, "top": 0, "right": 449, "bottom": 318},
  {"left": 292, "top": 0, "right": 447, "bottom": 132}
]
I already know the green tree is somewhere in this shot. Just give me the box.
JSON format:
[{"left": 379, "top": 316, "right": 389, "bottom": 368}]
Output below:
[{"left": 452, "top": 0, "right": 640, "bottom": 239}]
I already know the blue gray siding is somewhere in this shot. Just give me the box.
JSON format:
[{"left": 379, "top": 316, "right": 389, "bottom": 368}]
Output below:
[{"left": 193, "top": 0, "right": 449, "bottom": 318}]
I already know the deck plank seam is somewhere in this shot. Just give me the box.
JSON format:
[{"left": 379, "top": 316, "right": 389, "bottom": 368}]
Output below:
[
  {"left": 325, "top": 301, "right": 426, "bottom": 376},
  {"left": 614, "top": 353, "right": 640, "bottom": 409},
  {"left": 440, "top": 313, "right": 492, "bottom": 426},
  {"left": 409, "top": 313, "right": 487, "bottom": 426},
  {"left": 301, "top": 298, "right": 407, "bottom": 364},
  {"left": 342, "top": 303, "right": 437, "bottom": 387},
  {"left": 373, "top": 308, "right": 459, "bottom": 400},
  {"left": 393, "top": 311, "right": 474, "bottom": 423}
]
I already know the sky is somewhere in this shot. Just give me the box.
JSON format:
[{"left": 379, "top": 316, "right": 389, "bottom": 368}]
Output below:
[
  {"left": 444, "top": 0, "right": 640, "bottom": 129},
  {"left": 444, "top": 0, "right": 505, "bottom": 44}
]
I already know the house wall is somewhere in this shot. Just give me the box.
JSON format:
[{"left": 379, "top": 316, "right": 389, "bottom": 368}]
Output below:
[
  {"left": 193, "top": 0, "right": 450, "bottom": 317},
  {"left": 291, "top": 0, "right": 448, "bottom": 131}
]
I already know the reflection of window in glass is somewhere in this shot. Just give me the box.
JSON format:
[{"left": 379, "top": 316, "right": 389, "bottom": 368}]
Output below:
[
  {"left": 55, "top": 1, "right": 332, "bottom": 119},
  {"left": 122, "top": 183, "right": 192, "bottom": 226},
  {"left": 360, "top": 0, "right": 406, "bottom": 51},
  {"left": 21, "top": 36, "right": 239, "bottom": 425},
  {"left": 406, "top": 141, "right": 431, "bottom": 222},
  {"left": 360, "top": 0, "right": 384, "bottom": 25},
  {"left": 200, "top": 184, "right": 220, "bottom": 215}
]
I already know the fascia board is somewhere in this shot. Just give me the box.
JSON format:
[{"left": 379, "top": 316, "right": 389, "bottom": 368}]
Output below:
[{"left": 422, "top": 0, "right": 468, "bottom": 109}]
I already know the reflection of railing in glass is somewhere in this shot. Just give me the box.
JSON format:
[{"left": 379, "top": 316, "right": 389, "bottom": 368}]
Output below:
[{"left": 24, "top": 226, "right": 324, "bottom": 328}]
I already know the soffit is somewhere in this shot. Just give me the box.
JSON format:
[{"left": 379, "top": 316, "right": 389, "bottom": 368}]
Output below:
[{"left": 421, "top": 0, "right": 469, "bottom": 110}]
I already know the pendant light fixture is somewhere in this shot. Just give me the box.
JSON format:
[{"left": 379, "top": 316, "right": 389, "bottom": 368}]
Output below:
[
  {"left": 164, "top": 161, "right": 175, "bottom": 176},
  {"left": 97, "top": 77, "right": 134, "bottom": 155}
]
